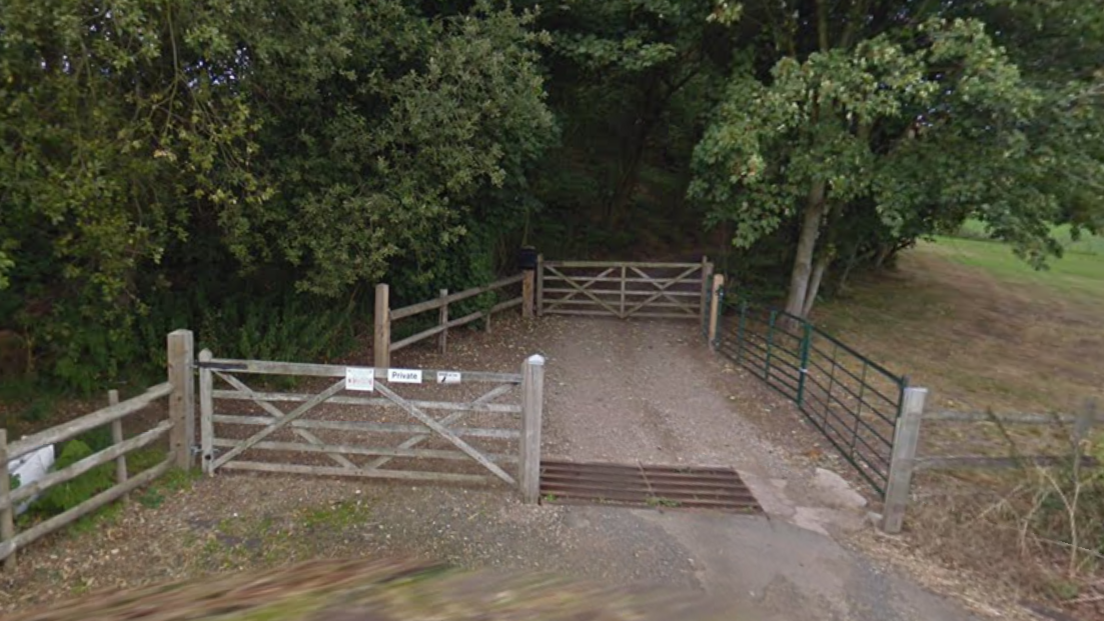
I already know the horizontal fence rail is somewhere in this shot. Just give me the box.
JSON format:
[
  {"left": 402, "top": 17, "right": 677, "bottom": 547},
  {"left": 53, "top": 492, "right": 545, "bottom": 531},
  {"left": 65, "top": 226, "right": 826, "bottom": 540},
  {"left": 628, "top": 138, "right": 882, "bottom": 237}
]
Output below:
[
  {"left": 715, "top": 299, "right": 907, "bottom": 498},
  {"left": 1, "top": 330, "right": 194, "bottom": 570},
  {"left": 539, "top": 257, "right": 711, "bottom": 320},
  {"left": 375, "top": 273, "right": 533, "bottom": 369},
  {"left": 914, "top": 400, "right": 1102, "bottom": 473}
]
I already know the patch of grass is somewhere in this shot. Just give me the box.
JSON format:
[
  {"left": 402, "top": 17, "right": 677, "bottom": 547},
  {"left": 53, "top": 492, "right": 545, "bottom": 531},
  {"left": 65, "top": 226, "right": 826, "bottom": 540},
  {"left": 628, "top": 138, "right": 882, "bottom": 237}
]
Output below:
[
  {"left": 542, "top": 493, "right": 558, "bottom": 503},
  {"left": 927, "top": 236, "right": 1104, "bottom": 304},
  {"left": 645, "top": 497, "right": 681, "bottom": 508},
  {"left": 300, "top": 499, "right": 371, "bottom": 531},
  {"left": 955, "top": 219, "right": 1104, "bottom": 256}
]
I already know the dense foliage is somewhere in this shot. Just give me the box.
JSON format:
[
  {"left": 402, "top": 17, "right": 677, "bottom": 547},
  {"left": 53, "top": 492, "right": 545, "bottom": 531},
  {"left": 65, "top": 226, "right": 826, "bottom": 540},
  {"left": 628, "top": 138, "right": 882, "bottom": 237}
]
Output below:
[{"left": 1, "top": 0, "right": 1100, "bottom": 390}]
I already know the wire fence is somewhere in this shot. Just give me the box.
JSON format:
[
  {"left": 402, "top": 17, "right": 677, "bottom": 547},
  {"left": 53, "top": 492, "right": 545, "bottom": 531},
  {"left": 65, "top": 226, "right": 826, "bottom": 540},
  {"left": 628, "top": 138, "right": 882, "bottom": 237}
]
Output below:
[{"left": 715, "top": 296, "right": 908, "bottom": 497}]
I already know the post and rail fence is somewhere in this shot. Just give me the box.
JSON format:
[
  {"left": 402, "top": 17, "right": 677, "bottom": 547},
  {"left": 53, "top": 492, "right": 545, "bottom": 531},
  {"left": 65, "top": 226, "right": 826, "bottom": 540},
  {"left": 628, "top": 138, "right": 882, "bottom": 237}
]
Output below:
[{"left": 0, "top": 330, "right": 195, "bottom": 570}]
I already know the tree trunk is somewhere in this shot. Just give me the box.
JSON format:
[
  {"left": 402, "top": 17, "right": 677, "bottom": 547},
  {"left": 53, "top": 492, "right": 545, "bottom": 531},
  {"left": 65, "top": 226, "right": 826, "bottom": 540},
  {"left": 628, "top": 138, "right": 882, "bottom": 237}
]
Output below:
[
  {"left": 784, "top": 181, "right": 827, "bottom": 318},
  {"left": 801, "top": 254, "right": 829, "bottom": 317}
]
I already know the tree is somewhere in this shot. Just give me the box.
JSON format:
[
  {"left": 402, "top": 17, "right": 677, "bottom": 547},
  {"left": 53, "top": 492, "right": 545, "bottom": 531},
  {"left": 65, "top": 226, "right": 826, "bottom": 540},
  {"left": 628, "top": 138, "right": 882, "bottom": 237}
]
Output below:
[{"left": 689, "top": 0, "right": 1101, "bottom": 317}]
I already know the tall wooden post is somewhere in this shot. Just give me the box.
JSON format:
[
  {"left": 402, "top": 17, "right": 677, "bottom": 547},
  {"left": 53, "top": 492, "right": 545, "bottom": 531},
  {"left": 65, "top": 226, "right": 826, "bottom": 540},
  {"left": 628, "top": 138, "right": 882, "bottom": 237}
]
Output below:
[
  {"left": 108, "top": 390, "right": 128, "bottom": 503},
  {"left": 374, "top": 284, "right": 391, "bottom": 370},
  {"left": 519, "top": 354, "right": 545, "bottom": 503},
  {"left": 438, "top": 289, "right": 449, "bottom": 354},
  {"left": 522, "top": 270, "right": 535, "bottom": 319},
  {"left": 882, "top": 386, "right": 928, "bottom": 534},
  {"left": 0, "top": 429, "right": 15, "bottom": 570},
  {"left": 535, "top": 255, "right": 544, "bottom": 317},
  {"left": 707, "top": 274, "right": 725, "bottom": 348},
  {"left": 167, "top": 329, "right": 195, "bottom": 469},
  {"left": 198, "top": 349, "right": 215, "bottom": 475},
  {"left": 699, "top": 256, "right": 713, "bottom": 329}
]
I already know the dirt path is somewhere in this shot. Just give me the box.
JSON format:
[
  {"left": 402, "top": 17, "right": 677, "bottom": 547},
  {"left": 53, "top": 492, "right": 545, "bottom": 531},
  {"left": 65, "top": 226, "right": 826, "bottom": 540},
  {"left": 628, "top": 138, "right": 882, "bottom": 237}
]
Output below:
[{"left": 0, "top": 316, "right": 996, "bottom": 620}]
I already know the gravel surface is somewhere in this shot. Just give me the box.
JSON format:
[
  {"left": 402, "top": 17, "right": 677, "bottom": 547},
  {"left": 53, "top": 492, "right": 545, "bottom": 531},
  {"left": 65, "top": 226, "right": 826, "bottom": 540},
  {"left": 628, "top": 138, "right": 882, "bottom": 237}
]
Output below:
[{"left": 0, "top": 314, "right": 994, "bottom": 620}]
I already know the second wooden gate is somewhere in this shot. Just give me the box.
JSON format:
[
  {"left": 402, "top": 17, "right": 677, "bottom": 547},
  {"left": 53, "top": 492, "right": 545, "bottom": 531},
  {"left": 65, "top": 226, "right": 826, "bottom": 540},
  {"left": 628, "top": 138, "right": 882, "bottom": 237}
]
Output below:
[{"left": 538, "top": 259, "right": 712, "bottom": 320}]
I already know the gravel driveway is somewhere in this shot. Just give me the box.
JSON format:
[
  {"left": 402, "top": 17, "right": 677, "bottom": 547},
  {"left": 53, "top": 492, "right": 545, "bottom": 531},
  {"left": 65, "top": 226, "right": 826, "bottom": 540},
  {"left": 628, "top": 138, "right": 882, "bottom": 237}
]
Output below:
[{"left": 0, "top": 315, "right": 986, "bottom": 620}]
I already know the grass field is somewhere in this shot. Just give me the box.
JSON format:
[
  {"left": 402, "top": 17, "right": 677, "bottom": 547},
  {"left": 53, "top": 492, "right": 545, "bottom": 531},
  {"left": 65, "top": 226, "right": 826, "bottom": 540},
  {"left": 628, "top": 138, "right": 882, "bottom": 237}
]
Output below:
[{"left": 814, "top": 228, "right": 1104, "bottom": 415}]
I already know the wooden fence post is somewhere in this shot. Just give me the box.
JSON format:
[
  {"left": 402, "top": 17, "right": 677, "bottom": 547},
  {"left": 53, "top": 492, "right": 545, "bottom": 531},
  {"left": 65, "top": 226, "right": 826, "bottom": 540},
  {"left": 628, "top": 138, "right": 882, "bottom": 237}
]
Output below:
[
  {"left": 522, "top": 270, "right": 535, "bottom": 319},
  {"left": 699, "top": 256, "right": 713, "bottom": 328},
  {"left": 438, "top": 289, "right": 449, "bottom": 354},
  {"left": 167, "top": 329, "right": 195, "bottom": 470},
  {"left": 0, "top": 429, "right": 15, "bottom": 570},
  {"left": 108, "top": 390, "right": 128, "bottom": 503},
  {"left": 374, "top": 283, "right": 391, "bottom": 370},
  {"left": 198, "top": 349, "right": 215, "bottom": 475},
  {"left": 519, "top": 354, "right": 545, "bottom": 503},
  {"left": 707, "top": 274, "right": 724, "bottom": 348},
  {"left": 882, "top": 386, "right": 928, "bottom": 534},
  {"left": 536, "top": 254, "right": 544, "bottom": 317}
]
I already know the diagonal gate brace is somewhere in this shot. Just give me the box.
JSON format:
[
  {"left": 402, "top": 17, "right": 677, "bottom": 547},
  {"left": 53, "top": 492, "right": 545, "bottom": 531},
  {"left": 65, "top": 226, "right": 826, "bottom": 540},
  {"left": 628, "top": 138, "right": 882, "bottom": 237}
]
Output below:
[{"left": 373, "top": 383, "right": 517, "bottom": 486}]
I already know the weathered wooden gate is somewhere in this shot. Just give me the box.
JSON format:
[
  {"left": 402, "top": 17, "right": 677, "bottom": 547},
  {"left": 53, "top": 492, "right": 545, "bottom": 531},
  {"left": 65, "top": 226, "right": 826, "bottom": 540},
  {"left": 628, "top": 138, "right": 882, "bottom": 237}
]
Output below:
[
  {"left": 538, "top": 259, "right": 713, "bottom": 320},
  {"left": 197, "top": 353, "right": 545, "bottom": 500}
]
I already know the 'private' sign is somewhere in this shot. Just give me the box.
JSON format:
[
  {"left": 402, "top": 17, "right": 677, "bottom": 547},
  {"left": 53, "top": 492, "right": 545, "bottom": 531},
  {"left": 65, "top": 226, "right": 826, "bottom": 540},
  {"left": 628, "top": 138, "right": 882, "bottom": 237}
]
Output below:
[{"left": 387, "top": 368, "right": 423, "bottom": 384}]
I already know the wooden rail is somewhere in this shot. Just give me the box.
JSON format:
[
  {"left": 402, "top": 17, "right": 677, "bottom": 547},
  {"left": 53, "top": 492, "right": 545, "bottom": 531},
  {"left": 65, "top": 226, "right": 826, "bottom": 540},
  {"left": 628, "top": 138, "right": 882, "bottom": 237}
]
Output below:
[
  {"left": 374, "top": 273, "right": 534, "bottom": 369},
  {"left": 881, "top": 397, "right": 1100, "bottom": 534},
  {"left": 1, "top": 330, "right": 194, "bottom": 570}
]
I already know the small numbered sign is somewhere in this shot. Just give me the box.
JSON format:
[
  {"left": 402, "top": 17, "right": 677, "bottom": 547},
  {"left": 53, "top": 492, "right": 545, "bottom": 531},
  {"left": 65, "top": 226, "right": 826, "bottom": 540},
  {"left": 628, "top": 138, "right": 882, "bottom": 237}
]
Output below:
[{"left": 436, "top": 371, "right": 462, "bottom": 384}]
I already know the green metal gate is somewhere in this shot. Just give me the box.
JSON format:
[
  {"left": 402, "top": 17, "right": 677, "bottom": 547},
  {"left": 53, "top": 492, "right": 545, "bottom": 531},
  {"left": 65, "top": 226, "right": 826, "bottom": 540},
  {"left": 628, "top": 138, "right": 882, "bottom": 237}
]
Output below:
[{"left": 714, "top": 297, "right": 907, "bottom": 497}]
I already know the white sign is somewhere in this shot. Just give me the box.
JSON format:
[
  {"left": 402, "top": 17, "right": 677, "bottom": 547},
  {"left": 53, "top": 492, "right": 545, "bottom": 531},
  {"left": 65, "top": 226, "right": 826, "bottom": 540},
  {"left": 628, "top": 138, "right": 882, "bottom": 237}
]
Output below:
[
  {"left": 387, "top": 368, "right": 423, "bottom": 384},
  {"left": 437, "top": 371, "right": 462, "bottom": 384},
  {"left": 345, "top": 367, "right": 375, "bottom": 391}
]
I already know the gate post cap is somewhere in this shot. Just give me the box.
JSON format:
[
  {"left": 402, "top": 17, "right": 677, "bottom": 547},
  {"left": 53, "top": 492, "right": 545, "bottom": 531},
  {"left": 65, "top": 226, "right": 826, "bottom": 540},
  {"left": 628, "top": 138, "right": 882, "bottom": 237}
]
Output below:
[{"left": 526, "top": 354, "right": 546, "bottom": 366}]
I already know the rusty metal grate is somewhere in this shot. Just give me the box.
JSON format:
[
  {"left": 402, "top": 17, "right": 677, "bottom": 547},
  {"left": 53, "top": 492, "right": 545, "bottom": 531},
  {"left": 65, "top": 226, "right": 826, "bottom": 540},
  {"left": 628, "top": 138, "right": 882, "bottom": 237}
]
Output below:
[{"left": 539, "top": 460, "right": 761, "bottom": 513}]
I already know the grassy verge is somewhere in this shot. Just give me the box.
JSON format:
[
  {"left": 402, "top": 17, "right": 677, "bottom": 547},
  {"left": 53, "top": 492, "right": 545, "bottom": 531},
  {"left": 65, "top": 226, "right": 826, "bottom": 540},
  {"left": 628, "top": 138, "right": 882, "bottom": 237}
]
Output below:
[{"left": 813, "top": 228, "right": 1104, "bottom": 611}]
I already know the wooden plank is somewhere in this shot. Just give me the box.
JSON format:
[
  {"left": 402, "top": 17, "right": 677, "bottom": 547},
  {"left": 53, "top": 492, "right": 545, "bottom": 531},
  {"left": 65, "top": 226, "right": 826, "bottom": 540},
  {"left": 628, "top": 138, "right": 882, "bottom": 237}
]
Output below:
[
  {"left": 373, "top": 383, "right": 517, "bottom": 486},
  {"left": 881, "top": 387, "right": 927, "bottom": 534},
  {"left": 541, "top": 288, "right": 701, "bottom": 298},
  {"left": 391, "top": 275, "right": 524, "bottom": 320},
  {"left": 0, "top": 457, "right": 174, "bottom": 565},
  {"left": 218, "top": 461, "right": 490, "bottom": 484},
  {"left": 543, "top": 266, "right": 619, "bottom": 315},
  {"left": 923, "top": 410, "right": 1103, "bottom": 425},
  {"left": 0, "top": 430, "right": 14, "bottom": 570},
  {"left": 543, "top": 261, "right": 700, "bottom": 269},
  {"left": 366, "top": 383, "right": 516, "bottom": 470},
  {"left": 200, "top": 359, "right": 521, "bottom": 384},
  {"left": 438, "top": 289, "right": 449, "bottom": 354},
  {"left": 914, "top": 454, "right": 1097, "bottom": 472},
  {"left": 167, "top": 329, "right": 195, "bottom": 469},
  {"left": 210, "top": 438, "right": 518, "bottom": 463},
  {"left": 212, "top": 415, "right": 520, "bottom": 439},
  {"left": 520, "top": 355, "right": 545, "bottom": 503},
  {"left": 541, "top": 276, "right": 704, "bottom": 285},
  {"left": 211, "top": 389, "right": 521, "bottom": 414},
  {"left": 6, "top": 383, "right": 172, "bottom": 462},
  {"left": 108, "top": 390, "right": 128, "bottom": 504},
  {"left": 210, "top": 379, "right": 346, "bottom": 472},
  {"left": 536, "top": 254, "right": 544, "bottom": 317},
  {"left": 214, "top": 372, "right": 358, "bottom": 470},
  {"left": 619, "top": 265, "right": 627, "bottom": 318},
  {"left": 374, "top": 283, "right": 391, "bottom": 369},
  {"left": 199, "top": 350, "right": 216, "bottom": 474},
  {"left": 2, "top": 420, "right": 174, "bottom": 510},
  {"left": 544, "top": 309, "right": 699, "bottom": 319}
]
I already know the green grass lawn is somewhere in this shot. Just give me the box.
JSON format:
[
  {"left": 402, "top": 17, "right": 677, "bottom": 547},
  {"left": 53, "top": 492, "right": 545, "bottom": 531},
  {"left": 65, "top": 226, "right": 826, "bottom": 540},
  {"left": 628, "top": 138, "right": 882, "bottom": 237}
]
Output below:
[
  {"left": 955, "top": 219, "right": 1104, "bottom": 255},
  {"left": 925, "top": 235, "right": 1104, "bottom": 304}
]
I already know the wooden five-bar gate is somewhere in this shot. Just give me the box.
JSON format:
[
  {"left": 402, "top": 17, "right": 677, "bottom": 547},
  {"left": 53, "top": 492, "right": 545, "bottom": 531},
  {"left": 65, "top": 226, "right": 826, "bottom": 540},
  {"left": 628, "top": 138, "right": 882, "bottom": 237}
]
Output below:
[
  {"left": 538, "top": 258, "right": 713, "bottom": 321},
  {"left": 197, "top": 352, "right": 546, "bottom": 502}
]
